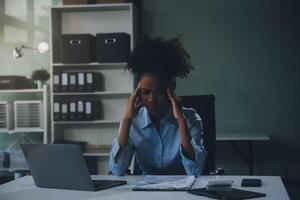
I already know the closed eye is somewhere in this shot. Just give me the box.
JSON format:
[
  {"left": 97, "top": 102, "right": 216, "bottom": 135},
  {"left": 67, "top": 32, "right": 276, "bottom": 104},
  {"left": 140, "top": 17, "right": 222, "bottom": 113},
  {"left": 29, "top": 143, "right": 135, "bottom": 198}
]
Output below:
[
  {"left": 155, "top": 90, "right": 165, "bottom": 96},
  {"left": 141, "top": 90, "right": 150, "bottom": 95}
]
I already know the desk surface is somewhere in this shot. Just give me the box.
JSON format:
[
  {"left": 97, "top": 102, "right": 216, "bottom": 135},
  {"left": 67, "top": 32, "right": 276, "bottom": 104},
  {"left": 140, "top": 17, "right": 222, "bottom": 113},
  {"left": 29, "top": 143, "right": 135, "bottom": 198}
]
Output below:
[{"left": 0, "top": 175, "right": 289, "bottom": 200}]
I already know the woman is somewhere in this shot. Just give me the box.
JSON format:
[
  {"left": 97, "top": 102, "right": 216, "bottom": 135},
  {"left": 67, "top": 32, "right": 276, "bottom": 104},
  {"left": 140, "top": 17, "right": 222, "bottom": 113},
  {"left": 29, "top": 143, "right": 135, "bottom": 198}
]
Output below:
[{"left": 109, "top": 36, "right": 206, "bottom": 176}]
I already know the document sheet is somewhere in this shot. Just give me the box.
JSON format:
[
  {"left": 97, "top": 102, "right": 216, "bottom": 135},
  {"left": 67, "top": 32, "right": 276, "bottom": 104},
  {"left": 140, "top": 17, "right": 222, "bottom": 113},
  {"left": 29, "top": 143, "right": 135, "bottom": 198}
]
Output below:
[{"left": 133, "top": 175, "right": 196, "bottom": 191}]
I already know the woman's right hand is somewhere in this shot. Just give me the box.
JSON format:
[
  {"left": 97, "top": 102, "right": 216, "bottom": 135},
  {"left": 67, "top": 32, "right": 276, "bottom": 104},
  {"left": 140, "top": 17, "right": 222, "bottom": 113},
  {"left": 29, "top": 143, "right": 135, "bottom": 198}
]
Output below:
[{"left": 123, "top": 83, "right": 143, "bottom": 120}]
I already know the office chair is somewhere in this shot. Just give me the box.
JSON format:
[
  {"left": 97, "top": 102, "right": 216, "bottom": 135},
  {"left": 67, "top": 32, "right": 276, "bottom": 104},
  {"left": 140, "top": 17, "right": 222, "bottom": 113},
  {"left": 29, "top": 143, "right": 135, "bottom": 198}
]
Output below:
[
  {"left": 132, "top": 95, "right": 223, "bottom": 175},
  {"left": 181, "top": 95, "right": 222, "bottom": 175}
]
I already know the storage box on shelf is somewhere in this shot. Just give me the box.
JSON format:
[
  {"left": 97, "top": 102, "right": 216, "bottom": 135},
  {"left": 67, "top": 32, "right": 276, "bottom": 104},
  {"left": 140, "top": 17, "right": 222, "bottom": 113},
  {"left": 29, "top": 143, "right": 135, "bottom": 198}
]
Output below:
[
  {"left": 50, "top": 3, "right": 136, "bottom": 173},
  {"left": 61, "top": 34, "right": 96, "bottom": 63},
  {"left": 96, "top": 32, "right": 130, "bottom": 63},
  {"left": 14, "top": 101, "right": 43, "bottom": 132}
]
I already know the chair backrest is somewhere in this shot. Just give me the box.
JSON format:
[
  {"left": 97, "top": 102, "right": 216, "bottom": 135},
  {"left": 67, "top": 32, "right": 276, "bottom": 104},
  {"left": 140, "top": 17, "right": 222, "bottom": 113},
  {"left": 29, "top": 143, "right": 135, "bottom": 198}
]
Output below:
[
  {"left": 181, "top": 95, "right": 216, "bottom": 175},
  {"left": 133, "top": 95, "right": 216, "bottom": 175}
]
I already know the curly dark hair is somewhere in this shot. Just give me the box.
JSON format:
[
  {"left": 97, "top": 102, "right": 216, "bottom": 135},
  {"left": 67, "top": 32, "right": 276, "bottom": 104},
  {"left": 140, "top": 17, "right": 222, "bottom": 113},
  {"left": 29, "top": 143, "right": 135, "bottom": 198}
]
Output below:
[{"left": 126, "top": 36, "right": 193, "bottom": 83}]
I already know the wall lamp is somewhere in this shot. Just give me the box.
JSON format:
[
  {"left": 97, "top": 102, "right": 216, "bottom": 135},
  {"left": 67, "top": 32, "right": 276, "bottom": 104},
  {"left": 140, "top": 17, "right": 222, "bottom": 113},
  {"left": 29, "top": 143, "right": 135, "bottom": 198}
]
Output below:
[{"left": 13, "top": 42, "right": 49, "bottom": 59}]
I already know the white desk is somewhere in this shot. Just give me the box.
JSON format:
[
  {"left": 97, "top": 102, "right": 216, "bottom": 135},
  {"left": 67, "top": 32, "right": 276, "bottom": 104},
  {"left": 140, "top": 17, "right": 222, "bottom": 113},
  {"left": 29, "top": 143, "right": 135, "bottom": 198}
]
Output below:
[
  {"left": 217, "top": 132, "right": 270, "bottom": 175},
  {"left": 0, "top": 175, "right": 289, "bottom": 200}
]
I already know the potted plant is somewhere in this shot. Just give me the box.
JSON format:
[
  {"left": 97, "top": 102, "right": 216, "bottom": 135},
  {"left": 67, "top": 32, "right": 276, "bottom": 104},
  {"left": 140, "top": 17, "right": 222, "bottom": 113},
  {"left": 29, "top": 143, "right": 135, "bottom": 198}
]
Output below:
[{"left": 31, "top": 69, "right": 50, "bottom": 88}]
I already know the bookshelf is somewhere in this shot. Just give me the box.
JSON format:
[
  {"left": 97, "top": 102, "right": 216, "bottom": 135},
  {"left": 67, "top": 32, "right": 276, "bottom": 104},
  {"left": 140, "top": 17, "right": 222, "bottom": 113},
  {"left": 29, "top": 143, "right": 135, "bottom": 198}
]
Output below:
[{"left": 50, "top": 3, "right": 136, "bottom": 174}]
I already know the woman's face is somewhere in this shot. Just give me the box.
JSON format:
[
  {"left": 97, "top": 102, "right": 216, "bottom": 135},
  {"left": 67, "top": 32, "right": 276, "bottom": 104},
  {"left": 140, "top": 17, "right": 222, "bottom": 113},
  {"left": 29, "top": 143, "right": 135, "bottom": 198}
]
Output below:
[{"left": 139, "top": 73, "right": 170, "bottom": 120}]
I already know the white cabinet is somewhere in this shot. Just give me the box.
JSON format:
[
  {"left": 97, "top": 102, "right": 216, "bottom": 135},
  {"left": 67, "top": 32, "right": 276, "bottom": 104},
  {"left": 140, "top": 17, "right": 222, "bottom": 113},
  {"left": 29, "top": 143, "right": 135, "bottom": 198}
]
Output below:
[
  {"left": 50, "top": 3, "right": 136, "bottom": 173},
  {"left": 0, "top": 86, "right": 48, "bottom": 144}
]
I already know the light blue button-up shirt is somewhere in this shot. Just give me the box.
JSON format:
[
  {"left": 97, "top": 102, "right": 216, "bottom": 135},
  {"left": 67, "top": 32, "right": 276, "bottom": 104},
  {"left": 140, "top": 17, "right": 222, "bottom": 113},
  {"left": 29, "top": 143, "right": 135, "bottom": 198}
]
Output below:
[{"left": 109, "top": 106, "right": 206, "bottom": 176}]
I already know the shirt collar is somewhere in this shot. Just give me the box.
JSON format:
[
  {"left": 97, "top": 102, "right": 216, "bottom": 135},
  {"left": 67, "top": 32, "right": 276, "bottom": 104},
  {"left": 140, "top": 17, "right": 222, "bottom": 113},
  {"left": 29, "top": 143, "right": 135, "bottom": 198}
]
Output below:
[
  {"left": 137, "top": 106, "right": 176, "bottom": 129},
  {"left": 140, "top": 107, "right": 152, "bottom": 129}
]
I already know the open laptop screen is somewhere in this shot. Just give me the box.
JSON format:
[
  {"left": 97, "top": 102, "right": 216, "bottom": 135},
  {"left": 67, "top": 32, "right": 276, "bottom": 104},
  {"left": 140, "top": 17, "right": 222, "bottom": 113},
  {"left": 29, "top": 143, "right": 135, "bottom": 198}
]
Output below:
[{"left": 21, "top": 144, "right": 126, "bottom": 191}]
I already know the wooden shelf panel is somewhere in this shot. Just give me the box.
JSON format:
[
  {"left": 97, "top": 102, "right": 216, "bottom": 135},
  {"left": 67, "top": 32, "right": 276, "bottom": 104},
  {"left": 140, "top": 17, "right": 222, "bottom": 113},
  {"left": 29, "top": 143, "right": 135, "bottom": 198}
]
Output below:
[
  {"left": 0, "top": 88, "right": 43, "bottom": 93},
  {"left": 51, "top": 4, "right": 131, "bottom": 12},
  {"left": 54, "top": 120, "right": 120, "bottom": 125},
  {"left": 52, "top": 62, "right": 127, "bottom": 67},
  {"left": 53, "top": 91, "right": 131, "bottom": 96},
  {"left": 0, "top": 129, "right": 44, "bottom": 134}
]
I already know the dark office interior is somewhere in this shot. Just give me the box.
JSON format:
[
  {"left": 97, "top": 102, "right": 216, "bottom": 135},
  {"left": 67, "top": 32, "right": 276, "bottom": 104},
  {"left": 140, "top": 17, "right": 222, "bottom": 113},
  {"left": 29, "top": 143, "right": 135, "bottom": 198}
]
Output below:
[{"left": 0, "top": 0, "right": 299, "bottom": 199}]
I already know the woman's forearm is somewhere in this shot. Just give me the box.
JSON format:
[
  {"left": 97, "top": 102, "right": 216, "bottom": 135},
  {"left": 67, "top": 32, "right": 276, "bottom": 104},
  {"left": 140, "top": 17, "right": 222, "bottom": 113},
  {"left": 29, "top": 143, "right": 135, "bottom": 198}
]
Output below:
[
  {"left": 115, "top": 118, "right": 132, "bottom": 160},
  {"left": 177, "top": 118, "right": 195, "bottom": 160},
  {"left": 116, "top": 83, "right": 141, "bottom": 160}
]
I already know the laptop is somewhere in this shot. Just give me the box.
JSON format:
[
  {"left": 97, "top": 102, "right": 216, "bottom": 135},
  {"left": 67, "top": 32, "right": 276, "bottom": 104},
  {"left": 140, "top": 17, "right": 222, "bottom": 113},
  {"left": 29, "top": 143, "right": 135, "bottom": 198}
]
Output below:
[{"left": 21, "top": 144, "right": 127, "bottom": 191}]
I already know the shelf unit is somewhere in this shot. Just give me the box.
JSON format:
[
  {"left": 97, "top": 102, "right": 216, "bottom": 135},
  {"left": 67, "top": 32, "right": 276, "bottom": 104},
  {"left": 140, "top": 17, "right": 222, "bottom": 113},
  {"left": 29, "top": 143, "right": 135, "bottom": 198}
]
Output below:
[
  {"left": 0, "top": 86, "right": 48, "bottom": 144},
  {"left": 50, "top": 3, "right": 136, "bottom": 166}
]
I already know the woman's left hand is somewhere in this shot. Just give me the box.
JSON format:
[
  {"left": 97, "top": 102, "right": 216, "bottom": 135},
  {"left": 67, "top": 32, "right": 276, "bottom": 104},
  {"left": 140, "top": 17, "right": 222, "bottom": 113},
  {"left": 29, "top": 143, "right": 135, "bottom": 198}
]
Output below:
[{"left": 167, "top": 88, "right": 185, "bottom": 120}]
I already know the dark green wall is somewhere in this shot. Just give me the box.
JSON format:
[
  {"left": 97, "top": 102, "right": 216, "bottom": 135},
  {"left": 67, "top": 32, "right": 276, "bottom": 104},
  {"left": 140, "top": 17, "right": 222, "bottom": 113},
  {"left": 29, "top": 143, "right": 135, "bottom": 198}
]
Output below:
[{"left": 142, "top": 0, "right": 300, "bottom": 178}]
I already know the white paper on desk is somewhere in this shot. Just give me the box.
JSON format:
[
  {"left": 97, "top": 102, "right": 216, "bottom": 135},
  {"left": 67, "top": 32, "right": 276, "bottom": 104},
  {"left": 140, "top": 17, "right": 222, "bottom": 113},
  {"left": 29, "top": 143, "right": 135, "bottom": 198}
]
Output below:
[
  {"left": 190, "top": 178, "right": 209, "bottom": 189},
  {"left": 133, "top": 175, "right": 196, "bottom": 190},
  {"left": 190, "top": 178, "right": 234, "bottom": 189}
]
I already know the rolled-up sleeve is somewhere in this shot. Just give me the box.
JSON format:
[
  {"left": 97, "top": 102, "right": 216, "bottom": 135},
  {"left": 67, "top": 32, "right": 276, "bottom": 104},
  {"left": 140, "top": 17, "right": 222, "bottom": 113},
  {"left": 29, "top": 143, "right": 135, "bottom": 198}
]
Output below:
[
  {"left": 109, "top": 137, "right": 135, "bottom": 176},
  {"left": 180, "top": 112, "right": 207, "bottom": 177}
]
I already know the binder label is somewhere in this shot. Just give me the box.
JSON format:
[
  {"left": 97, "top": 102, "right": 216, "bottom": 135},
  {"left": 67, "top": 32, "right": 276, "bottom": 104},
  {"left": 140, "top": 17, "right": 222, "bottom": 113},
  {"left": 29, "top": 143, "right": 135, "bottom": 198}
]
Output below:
[
  {"left": 78, "top": 73, "right": 85, "bottom": 85},
  {"left": 78, "top": 101, "right": 84, "bottom": 112},
  {"left": 85, "top": 102, "right": 92, "bottom": 114},
  {"left": 70, "top": 102, "right": 76, "bottom": 112},
  {"left": 54, "top": 75, "right": 60, "bottom": 85},
  {"left": 87, "top": 73, "right": 93, "bottom": 84},
  {"left": 62, "top": 73, "right": 68, "bottom": 86},
  {"left": 70, "top": 74, "right": 76, "bottom": 85},
  {"left": 54, "top": 102, "right": 60, "bottom": 112},
  {"left": 62, "top": 104, "right": 68, "bottom": 113}
]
